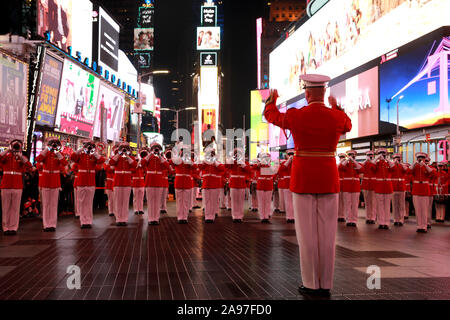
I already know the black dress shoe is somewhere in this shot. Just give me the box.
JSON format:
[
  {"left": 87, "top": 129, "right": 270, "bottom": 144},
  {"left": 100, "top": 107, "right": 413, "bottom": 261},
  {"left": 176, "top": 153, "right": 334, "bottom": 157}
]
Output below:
[
  {"left": 149, "top": 221, "right": 159, "bottom": 225},
  {"left": 427, "top": 224, "right": 431, "bottom": 229},
  {"left": 134, "top": 211, "right": 139, "bottom": 215},
  {"left": 287, "top": 219, "right": 295, "bottom": 224},
  {"left": 365, "top": 220, "right": 371, "bottom": 224},
  {"left": 416, "top": 229, "right": 427, "bottom": 233},
  {"left": 43, "top": 228, "right": 51, "bottom": 232},
  {"left": 337, "top": 218, "right": 346, "bottom": 222},
  {"left": 404, "top": 216, "right": 409, "bottom": 220},
  {"left": 205, "top": 219, "right": 214, "bottom": 224},
  {"left": 215, "top": 213, "right": 218, "bottom": 218},
  {"left": 393, "top": 222, "right": 399, "bottom": 226},
  {"left": 318, "top": 289, "right": 331, "bottom": 297},
  {"left": 227, "top": 208, "right": 232, "bottom": 211},
  {"left": 370, "top": 220, "right": 376, "bottom": 224},
  {"left": 298, "top": 285, "right": 321, "bottom": 296},
  {"left": 3, "top": 230, "right": 12, "bottom": 235},
  {"left": 193, "top": 205, "right": 201, "bottom": 209},
  {"left": 189, "top": 210, "right": 193, "bottom": 213},
  {"left": 383, "top": 225, "right": 389, "bottom": 230},
  {"left": 139, "top": 211, "right": 145, "bottom": 215},
  {"left": 274, "top": 209, "right": 280, "bottom": 213},
  {"left": 9, "top": 231, "right": 17, "bottom": 236},
  {"left": 75, "top": 215, "right": 80, "bottom": 219},
  {"left": 261, "top": 219, "right": 271, "bottom": 224},
  {"left": 109, "top": 213, "right": 114, "bottom": 217},
  {"left": 398, "top": 222, "right": 403, "bottom": 226},
  {"left": 378, "top": 225, "right": 384, "bottom": 230},
  {"left": 81, "top": 224, "right": 89, "bottom": 229},
  {"left": 346, "top": 222, "right": 357, "bottom": 227},
  {"left": 160, "top": 210, "right": 167, "bottom": 214}
]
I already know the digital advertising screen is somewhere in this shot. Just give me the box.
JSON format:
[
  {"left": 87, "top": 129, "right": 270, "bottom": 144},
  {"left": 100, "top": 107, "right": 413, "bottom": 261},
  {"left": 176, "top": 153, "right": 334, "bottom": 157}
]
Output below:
[
  {"left": 36, "top": 53, "right": 63, "bottom": 127},
  {"left": 93, "top": 84, "right": 125, "bottom": 142},
  {"left": 140, "top": 83, "right": 154, "bottom": 112},
  {"left": 55, "top": 60, "right": 100, "bottom": 138},
  {"left": 250, "top": 89, "right": 270, "bottom": 160},
  {"left": 380, "top": 35, "right": 450, "bottom": 131},
  {"left": 199, "top": 66, "right": 219, "bottom": 109},
  {"left": 37, "top": 0, "right": 93, "bottom": 61},
  {"left": 134, "top": 28, "right": 154, "bottom": 51},
  {"left": 269, "top": 0, "right": 450, "bottom": 104},
  {"left": 329, "top": 66, "right": 379, "bottom": 140},
  {"left": 0, "top": 54, "right": 28, "bottom": 147},
  {"left": 99, "top": 7, "right": 120, "bottom": 72},
  {"left": 197, "top": 27, "right": 221, "bottom": 51}
]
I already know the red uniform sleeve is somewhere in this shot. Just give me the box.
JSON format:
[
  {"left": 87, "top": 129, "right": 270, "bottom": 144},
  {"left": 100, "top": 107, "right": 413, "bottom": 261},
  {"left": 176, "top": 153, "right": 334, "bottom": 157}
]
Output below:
[{"left": 263, "top": 101, "right": 295, "bottom": 130}]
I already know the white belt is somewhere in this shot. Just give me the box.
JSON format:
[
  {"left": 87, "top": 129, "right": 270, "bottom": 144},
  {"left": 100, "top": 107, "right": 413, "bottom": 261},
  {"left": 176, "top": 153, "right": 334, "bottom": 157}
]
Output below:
[
  {"left": 413, "top": 181, "right": 429, "bottom": 184},
  {"left": 115, "top": 171, "right": 131, "bottom": 174},
  {"left": 3, "top": 171, "right": 22, "bottom": 175},
  {"left": 231, "top": 175, "right": 245, "bottom": 179},
  {"left": 363, "top": 177, "right": 376, "bottom": 180},
  {"left": 203, "top": 174, "right": 221, "bottom": 178},
  {"left": 391, "top": 178, "right": 404, "bottom": 181},
  {"left": 43, "top": 170, "right": 60, "bottom": 174},
  {"left": 79, "top": 170, "right": 95, "bottom": 173},
  {"left": 176, "top": 174, "right": 191, "bottom": 177},
  {"left": 147, "top": 171, "right": 163, "bottom": 175},
  {"left": 279, "top": 177, "right": 290, "bottom": 180},
  {"left": 258, "top": 177, "right": 272, "bottom": 180},
  {"left": 343, "top": 177, "right": 359, "bottom": 181},
  {"left": 132, "top": 177, "right": 144, "bottom": 180},
  {"left": 107, "top": 178, "right": 114, "bottom": 181},
  {"left": 376, "top": 178, "right": 391, "bottom": 181}
]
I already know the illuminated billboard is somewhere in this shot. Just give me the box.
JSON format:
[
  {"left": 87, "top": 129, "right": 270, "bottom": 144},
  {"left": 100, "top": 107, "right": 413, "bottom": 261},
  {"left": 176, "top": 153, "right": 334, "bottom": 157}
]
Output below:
[
  {"left": 139, "top": 83, "right": 154, "bottom": 112},
  {"left": 92, "top": 84, "right": 125, "bottom": 142},
  {"left": 0, "top": 54, "right": 28, "bottom": 147},
  {"left": 36, "top": 53, "right": 63, "bottom": 127},
  {"left": 197, "top": 27, "right": 221, "bottom": 50},
  {"left": 37, "top": 0, "right": 93, "bottom": 61},
  {"left": 134, "top": 28, "right": 154, "bottom": 51},
  {"left": 380, "top": 35, "right": 450, "bottom": 131},
  {"left": 329, "top": 66, "right": 379, "bottom": 140},
  {"left": 199, "top": 66, "right": 219, "bottom": 109},
  {"left": 270, "top": 0, "right": 450, "bottom": 104},
  {"left": 99, "top": 7, "right": 120, "bottom": 72},
  {"left": 55, "top": 60, "right": 100, "bottom": 138},
  {"left": 250, "top": 90, "right": 270, "bottom": 160}
]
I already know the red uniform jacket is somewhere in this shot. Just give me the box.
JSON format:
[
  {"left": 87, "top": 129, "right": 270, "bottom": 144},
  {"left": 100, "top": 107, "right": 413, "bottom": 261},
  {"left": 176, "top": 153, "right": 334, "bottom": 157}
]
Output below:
[
  {"left": 141, "top": 154, "right": 171, "bottom": 188},
  {"left": 405, "top": 170, "right": 412, "bottom": 193},
  {"left": 436, "top": 170, "right": 448, "bottom": 195},
  {"left": 132, "top": 162, "right": 146, "bottom": 188},
  {"left": 0, "top": 153, "right": 32, "bottom": 189},
  {"left": 372, "top": 160, "right": 393, "bottom": 194},
  {"left": 172, "top": 160, "right": 195, "bottom": 189},
  {"left": 411, "top": 164, "right": 431, "bottom": 196},
  {"left": 36, "top": 150, "right": 67, "bottom": 188},
  {"left": 191, "top": 166, "right": 200, "bottom": 188},
  {"left": 71, "top": 152, "right": 105, "bottom": 187},
  {"left": 226, "top": 163, "right": 251, "bottom": 189},
  {"left": 361, "top": 161, "right": 376, "bottom": 191},
  {"left": 109, "top": 156, "right": 137, "bottom": 187},
  {"left": 277, "top": 160, "right": 292, "bottom": 190},
  {"left": 103, "top": 162, "right": 114, "bottom": 190},
  {"left": 162, "top": 165, "right": 175, "bottom": 188},
  {"left": 340, "top": 160, "right": 361, "bottom": 193},
  {"left": 253, "top": 164, "right": 275, "bottom": 191},
  {"left": 199, "top": 162, "right": 225, "bottom": 189},
  {"left": 36, "top": 162, "right": 44, "bottom": 189},
  {"left": 428, "top": 168, "right": 437, "bottom": 196},
  {"left": 264, "top": 100, "right": 352, "bottom": 194},
  {"left": 390, "top": 163, "right": 407, "bottom": 192}
]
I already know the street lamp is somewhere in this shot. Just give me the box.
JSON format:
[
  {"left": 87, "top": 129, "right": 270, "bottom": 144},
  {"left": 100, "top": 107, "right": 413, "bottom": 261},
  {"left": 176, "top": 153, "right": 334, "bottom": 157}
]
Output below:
[
  {"left": 160, "top": 107, "right": 196, "bottom": 142},
  {"left": 396, "top": 95, "right": 404, "bottom": 152},
  {"left": 137, "top": 69, "right": 170, "bottom": 148}
]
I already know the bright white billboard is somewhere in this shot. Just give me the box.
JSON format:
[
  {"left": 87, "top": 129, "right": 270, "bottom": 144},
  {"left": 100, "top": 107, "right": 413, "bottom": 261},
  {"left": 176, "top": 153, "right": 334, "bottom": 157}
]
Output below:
[
  {"left": 199, "top": 66, "right": 218, "bottom": 109},
  {"left": 93, "top": 84, "right": 125, "bottom": 142},
  {"left": 269, "top": 0, "right": 450, "bottom": 104},
  {"left": 197, "top": 27, "right": 221, "bottom": 50}
]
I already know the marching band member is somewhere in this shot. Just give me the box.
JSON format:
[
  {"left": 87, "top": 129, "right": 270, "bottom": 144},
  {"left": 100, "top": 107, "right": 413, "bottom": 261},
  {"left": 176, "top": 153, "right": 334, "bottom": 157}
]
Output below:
[
  {"left": 411, "top": 152, "right": 433, "bottom": 233},
  {"left": 132, "top": 148, "right": 148, "bottom": 216},
  {"left": 160, "top": 149, "right": 173, "bottom": 214},
  {"left": 277, "top": 150, "right": 294, "bottom": 223},
  {"left": 361, "top": 151, "right": 376, "bottom": 224},
  {"left": 172, "top": 145, "right": 194, "bottom": 224},
  {"left": 199, "top": 147, "right": 225, "bottom": 223},
  {"left": 226, "top": 148, "right": 251, "bottom": 223},
  {"left": 71, "top": 162, "right": 80, "bottom": 218},
  {"left": 404, "top": 163, "right": 413, "bottom": 220},
  {"left": 36, "top": 138, "right": 67, "bottom": 232},
  {"left": 141, "top": 142, "right": 170, "bottom": 225},
  {"left": 254, "top": 152, "right": 277, "bottom": 223},
  {"left": 391, "top": 153, "right": 408, "bottom": 226},
  {"left": 341, "top": 150, "right": 362, "bottom": 227},
  {"left": 264, "top": 74, "right": 352, "bottom": 297},
  {"left": 0, "top": 140, "right": 32, "bottom": 235},
  {"left": 337, "top": 153, "right": 347, "bottom": 222},
  {"left": 109, "top": 142, "right": 136, "bottom": 226},
  {"left": 249, "top": 163, "right": 258, "bottom": 212},
  {"left": 190, "top": 153, "right": 201, "bottom": 212},
  {"left": 372, "top": 148, "right": 394, "bottom": 230},
  {"left": 71, "top": 140, "right": 105, "bottom": 228},
  {"left": 272, "top": 175, "right": 280, "bottom": 214},
  {"left": 435, "top": 161, "right": 448, "bottom": 223},
  {"left": 425, "top": 157, "right": 436, "bottom": 228},
  {"left": 104, "top": 152, "right": 115, "bottom": 217}
]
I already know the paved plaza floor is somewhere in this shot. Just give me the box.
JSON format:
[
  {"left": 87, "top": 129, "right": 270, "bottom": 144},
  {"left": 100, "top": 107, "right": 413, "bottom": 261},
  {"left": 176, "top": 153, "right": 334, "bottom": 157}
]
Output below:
[{"left": 0, "top": 201, "right": 449, "bottom": 300}]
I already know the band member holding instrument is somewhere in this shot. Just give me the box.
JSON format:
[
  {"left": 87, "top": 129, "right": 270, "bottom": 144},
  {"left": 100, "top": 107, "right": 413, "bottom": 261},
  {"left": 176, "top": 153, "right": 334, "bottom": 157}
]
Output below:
[
  {"left": 199, "top": 146, "right": 225, "bottom": 223},
  {"left": 253, "top": 152, "right": 277, "bottom": 223},
  {"left": 190, "top": 152, "right": 201, "bottom": 212},
  {"left": 361, "top": 151, "right": 376, "bottom": 224},
  {"left": 109, "top": 142, "right": 136, "bottom": 226},
  {"left": 337, "top": 153, "right": 347, "bottom": 222},
  {"left": 36, "top": 137, "right": 67, "bottom": 232},
  {"left": 411, "top": 152, "right": 433, "bottom": 233},
  {"left": 404, "top": 163, "right": 413, "bottom": 220},
  {"left": 160, "top": 149, "right": 174, "bottom": 214},
  {"left": 391, "top": 153, "right": 409, "bottom": 226},
  {"left": 264, "top": 74, "right": 352, "bottom": 297},
  {"left": 71, "top": 140, "right": 105, "bottom": 228},
  {"left": 226, "top": 148, "right": 251, "bottom": 223},
  {"left": 141, "top": 142, "right": 170, "bottom": 225},
  {"left": 132, "top": 148, "right": 148, "bottom": 216},
  {"left": 425, "top": 157, "right": 436, "bottom": 228},
  {"left": 0, "top": 140, "right": 32, "bottom": 235},
  {"left": 340, "top": 150, "right": 362, "bottom": 227},
  {"left": 104, "top": 149, "right": 116, "bottom": 217}
]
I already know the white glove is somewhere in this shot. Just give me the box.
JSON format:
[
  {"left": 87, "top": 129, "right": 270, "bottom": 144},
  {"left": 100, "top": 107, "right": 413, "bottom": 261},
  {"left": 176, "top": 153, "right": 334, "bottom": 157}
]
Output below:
[
  {"left": 127, "top": 156, "right": 134, "bottom": 165},
  {"left": 56, "top": 152, "right": 64, "bottom": 160}
]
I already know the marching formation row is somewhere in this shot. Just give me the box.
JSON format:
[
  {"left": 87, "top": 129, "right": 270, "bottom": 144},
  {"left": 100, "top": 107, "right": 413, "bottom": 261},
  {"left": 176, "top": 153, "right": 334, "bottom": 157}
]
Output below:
[{"left": 0, "top": 138, "right": 448, "bottom": 235}]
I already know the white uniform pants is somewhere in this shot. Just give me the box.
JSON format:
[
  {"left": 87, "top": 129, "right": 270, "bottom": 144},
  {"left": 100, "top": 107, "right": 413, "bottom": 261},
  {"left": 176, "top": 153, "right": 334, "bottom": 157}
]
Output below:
[
  {"left": 272, "top": 190, "right": 280, "bottom": 210},
  {"left": 160, "top": 188, "right": 168, "bottom": 211},
  {"left": 176, "top": 189, "right": 192, "bottom": 221},
  {"left": 392, "top": 191, "right": 405, "bottom": 223},
  {"left": 146, "top": 187, "right": 164, "bottom": 222},
  {"left": 338, "top": 192, "right": 345, "bottom": 219},
  {"left": 293, "top": 193, "right": 339, "bottom": 290},
  {"left": 41, "top": 188, "right": 59, "bottom": 229},
  {"left": 203, "top": 188, "right": 221, "bottom": 220},
  {"left": 279, "top": 189, "right": 286, "bottom": 212},
  {"left": 413, "top": 195, "right": 428, "bottom": 230},
  {"left": 230, "top": 188, "right": 245, "bottom": 219},
  {"left": 114, "top": 187, "right": 131, "bottom": 223},
  {"left": 376, "top": 193, "right": 392, "bottom": 226},
  {"left": 1, "top": 189, "right": 22, "bottom": 232},
  {"left": 427, "top": 196, "right": 433, "bottom": 225},
  {"left": 105, "top": 189, "right": 114, "bottom": 215},
  {"left": 133, "top": 187, "right": 145, "bottom": 213},
  {"left": 77, "top": 186, "right": 96, "bottom": 226},
  {"left": 343, "top": 192, "right": 359, "bottom": 224},
  {"left": 257, "top": 190, "right": 272, "bottom": 220},
  {"left": 362, "top": 190, "right": 376, "bottom": 221},
  {"left": 281, "top": 189, "right": 293, "bottom": 220},
  {"left": 436, "top": 202, "right": 446, "bottom": 221}
]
